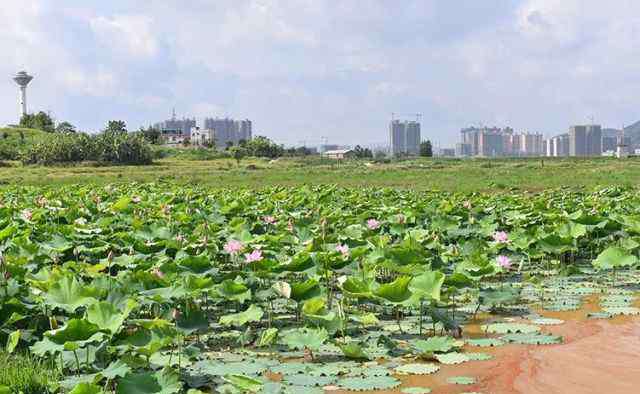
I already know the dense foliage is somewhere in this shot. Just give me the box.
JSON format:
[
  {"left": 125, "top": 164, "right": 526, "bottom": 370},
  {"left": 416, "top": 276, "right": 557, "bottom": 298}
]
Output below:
[
  {"left": 21, "top": 131, "right": 152, "bottom": 165},
  {"left": 0, "top": 184, "right": 638, "bottom": 392},
  {"left": 19, "top": 112, "right": 55, "bottom": 133}
]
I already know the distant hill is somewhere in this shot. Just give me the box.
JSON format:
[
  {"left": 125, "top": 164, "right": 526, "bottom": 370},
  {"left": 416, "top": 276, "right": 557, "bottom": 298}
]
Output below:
[
  {"left": 624, "top": 120, "right": 640, "bottom": 147},
  {"left": 602, "top": 121, "right": 640, "bottom": 147}
]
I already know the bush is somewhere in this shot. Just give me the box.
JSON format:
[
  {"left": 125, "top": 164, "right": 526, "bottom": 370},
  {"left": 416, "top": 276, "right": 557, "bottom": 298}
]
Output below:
[{"left": 21, "top": 131, "right": 152, "bottom": 165}]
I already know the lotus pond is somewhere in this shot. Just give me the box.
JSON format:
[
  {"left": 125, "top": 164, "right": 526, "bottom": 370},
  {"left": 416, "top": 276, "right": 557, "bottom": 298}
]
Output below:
[{"left": 0, "top": 184, "right": 639, "bottom": 393}]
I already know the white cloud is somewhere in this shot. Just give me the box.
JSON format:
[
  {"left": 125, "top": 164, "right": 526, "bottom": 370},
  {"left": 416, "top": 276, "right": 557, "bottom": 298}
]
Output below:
[
  {"left": 59, "top": 68, "right": 118, "bottom": 97},
  {"left": 89, "top": 14, "right": 159, "bottom": 58}
]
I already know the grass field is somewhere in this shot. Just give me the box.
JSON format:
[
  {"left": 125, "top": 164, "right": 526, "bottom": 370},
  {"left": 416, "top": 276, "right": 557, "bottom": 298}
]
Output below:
[{"left": 0, "top": 156, "right": 639, "bottom": 191}]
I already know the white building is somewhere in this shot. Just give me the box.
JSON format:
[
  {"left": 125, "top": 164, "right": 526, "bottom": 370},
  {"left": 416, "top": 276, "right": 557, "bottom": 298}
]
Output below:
[{"left": 191, "top": 127, "right": 215, "bottom": 146}]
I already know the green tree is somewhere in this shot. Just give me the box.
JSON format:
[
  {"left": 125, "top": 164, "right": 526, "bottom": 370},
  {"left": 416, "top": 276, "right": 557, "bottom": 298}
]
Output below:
[
  {"left": 420, "top": 140, "right": 433, "bottom": 157},
  {"left": 19, "top": 111, "right": 55, "bottom": 132},
  {"left": 244, "top": 136, "right": 284, "bottom": 158},
  {"left": 138, "top": 126, "right": 162, "bottom": 144},
  {"left": 105, "top": 120, "right": 127, "bottom": 133},
  {"left": 229, "top": 146, "right": 248, "bottom": 166},
  {"left": 55, "top": 121, "right": 76, "bottom": 133}
]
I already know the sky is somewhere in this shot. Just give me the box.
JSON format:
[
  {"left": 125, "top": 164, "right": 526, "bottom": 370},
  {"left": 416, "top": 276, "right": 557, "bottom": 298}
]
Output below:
[{"left": 2, "top": 0, "right": 640, "bottom": 147}]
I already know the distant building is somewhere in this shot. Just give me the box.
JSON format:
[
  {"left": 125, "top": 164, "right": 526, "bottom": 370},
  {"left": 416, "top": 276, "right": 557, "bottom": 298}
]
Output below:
[
  {"left": 545, "top": 134, "right": 570, "bottom": 157},
  {"left": 569, "top": 125, "right": 601, "bottom": 156},
  {"left": 190, "top": 127, "right": 215, "bottom": 146},
  {"left": 389, "top": 120, "right": 420, "bottom": 155},
  {"left": 202, "top": 117, "right": 253, "bottom": 147},
  {"left": 319, "top": 144, "right": 341, "bottom": 153},
  {"left": 438, "top": 148, "right": 455, "bottom": 157},
  {"left": 322, "top": 149, "right": 354, "bottom": 159},
  {"left": 455, "top": 143, "right": 472, "bottom": 157},
  {"left": 154, "top": 110, "right": 196, "bottom": 139}
]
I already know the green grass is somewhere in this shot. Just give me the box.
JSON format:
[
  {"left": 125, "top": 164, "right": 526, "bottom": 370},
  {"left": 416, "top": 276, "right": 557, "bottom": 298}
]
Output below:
[
  {"left": 0, "top": 155, "right": 639, "bottom": 192},
  {"left": 0, "top": 352, "right": 60, "bottom": 394}
]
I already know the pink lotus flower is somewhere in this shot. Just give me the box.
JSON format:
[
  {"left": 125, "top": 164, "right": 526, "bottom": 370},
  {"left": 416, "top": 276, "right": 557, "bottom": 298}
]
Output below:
[
  {"left": 496, "top": 255, "right": 512, "bottom": 269},
  {"left": 493, "top": 231, "right": 509, "bottom": 243},
  {"left": 367, "top": 219, "right": 381, "bottom": 230},
  {"left": 224, "top": 240, "right": 244, "bottom": 254},
  {"left": 151, "top": 267, "right": 165, "bottom": 279},
  {"left": 263, "top": 216, "right": 277, "bottom": 225},
  {"left": 335, "top": 244, "right": 350, "bottom": 257},
  {"left": 245, "top": 249, "right": 263, "bottom": 263},
  {"left": 463, "top": 200, "right": 472, "bottom": 209},
  {"left": 21, "top": 209, "right": 33, "bottom": 221}
]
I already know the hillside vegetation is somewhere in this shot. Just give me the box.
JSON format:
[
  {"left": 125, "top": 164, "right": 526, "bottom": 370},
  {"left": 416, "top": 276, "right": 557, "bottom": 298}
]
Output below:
[{"left": 0, "top": 127, "right": 49, "bottom": 160}]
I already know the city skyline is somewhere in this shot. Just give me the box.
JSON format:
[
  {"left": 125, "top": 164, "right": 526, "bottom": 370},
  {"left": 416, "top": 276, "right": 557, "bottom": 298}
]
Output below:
[{"left": 3, "top": 1, "right": 640, "bottom": 146}]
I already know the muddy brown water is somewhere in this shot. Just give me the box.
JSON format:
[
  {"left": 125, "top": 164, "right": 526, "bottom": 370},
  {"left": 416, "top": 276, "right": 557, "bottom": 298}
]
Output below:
[{"left": 331, "top": 295, "right": 640, "bottom": 394}]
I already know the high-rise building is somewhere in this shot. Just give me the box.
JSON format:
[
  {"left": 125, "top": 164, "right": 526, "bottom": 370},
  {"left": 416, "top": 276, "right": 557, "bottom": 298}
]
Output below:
[
  {"left": 405, "top": 121, "right": 421, "bottom": 155},
  {"left": 203, "top": 117, "right": 253, "bottom": 147},
  {"left": 389, "top": 120, "right": 420, "bottom": 155},
  {"left": 586, "top": 124, "right": 602, "bottom": 156},
  {"left": 545, "top": 134, "right": 570, "bottom": 157},
  {"left": 569, "top": 125, "right": 601, "bottom": 156},
  {"left": 569, "top": 125, "right": 587, "bottom": 156},
  {"left": 154, "top": 110, "right": 196, "bottom": 138}
]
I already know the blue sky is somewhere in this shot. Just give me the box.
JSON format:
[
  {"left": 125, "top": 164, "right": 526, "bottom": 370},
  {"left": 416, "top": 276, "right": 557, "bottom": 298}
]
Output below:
[{"left": 2, "top": 0, "right": 640, "bottom": 146}]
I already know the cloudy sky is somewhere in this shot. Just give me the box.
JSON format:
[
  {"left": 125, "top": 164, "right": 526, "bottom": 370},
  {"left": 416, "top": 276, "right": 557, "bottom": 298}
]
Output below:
[{"left": 2, "top": 0, "right": 640, "bottom": 146}]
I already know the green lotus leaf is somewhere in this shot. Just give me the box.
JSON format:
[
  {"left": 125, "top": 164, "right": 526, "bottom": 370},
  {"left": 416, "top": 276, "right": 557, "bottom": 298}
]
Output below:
[
  {"left": 593, "top": 247, "right": 638, "bottom": 270},
  {"left": 401, "top": 387, "right": 432, "bottom": 394},
  {"left": 282, "top": 374, "right": 336, "bottom": 387},
  {"left": 220, "top": 305, "right": 264, "bottom": 327},
  {"left": 394, "top": 363, "right": 439, "bottom": 375},
  {"left": 409, "top": 271, "right": 445, "bottom": 302},
  {"left": 602, "top": 306, "right": 640, "bottom": 316},
  {"left": 339, "top": 342, "right": 371, "bottom": 360},
  {"left": 447, "top": 376, "right": 475, "bottom": 385},
  {"left": 465, "top": 338, "right": 505, "bottom": 347},
  {"left": 5, "top": 329, "right": 20, "bottom": 354},
  {"left": 99, "top": 360, "right": 131, "bottom": 380},
  {"left": 192, "top": 360, "right": 264, "bottom": 377},
  {"left": 435, "top": 352, "right": 469, "bottom": 365},
  {"left": 46, "top": 318, "right": 103, "bottom": 346},
  {"left": 116, "top": 368, "right": 181, "bottom": 394},
  {"left": 43, "top": 276, "right": 99, "bottom": 313},
  {"left": 501, "top": 333, "right": 563, "bottom": 345},
  {"left": 87, "top": 299, "right": 137, "bottom": 334},
  {"left": 281, "top": 327, "right": 328, "bottom": 351},
  {"left": 482, "top": 323, "right": 540, "bottom": 334},
  {"left": 223, "top": 374, "right": 264, "bottom": 393},
  {"left": 338, "top": 376, "right": 400, "bottom": 391},
  {"left": 176, "top": 304, "right": 209, "bottom": 335},
  {"left": 290, "top": 279, "right": 321, "bottom": 302},
  {"left": 412, "top": 336, "right": 458, "bottom": 355},
  {"left": 374, "top": 276, "right": 412, "bottom": 303},
  {"left": 216, "top": 279, "right": 252, "bottom": 303},
  {"left": 341, "top": 277, "right": 374, "bottom": 299},
  {"left": 466, "top": 352, "right": 492, "bottom": 361},
  {"left": 70, "top": 383, "right": 103, "bottom": 394}
]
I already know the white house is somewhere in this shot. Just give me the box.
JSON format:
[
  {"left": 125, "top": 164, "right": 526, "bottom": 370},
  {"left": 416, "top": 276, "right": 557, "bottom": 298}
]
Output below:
[{"left": 322, "top": 149, "right": 355, "bottom": 159}]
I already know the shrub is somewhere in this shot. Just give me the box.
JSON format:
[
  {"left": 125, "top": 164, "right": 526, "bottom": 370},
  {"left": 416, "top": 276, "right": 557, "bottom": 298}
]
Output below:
[{"left": 21, "top": 131, "right": 152, "bottom": 165}]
